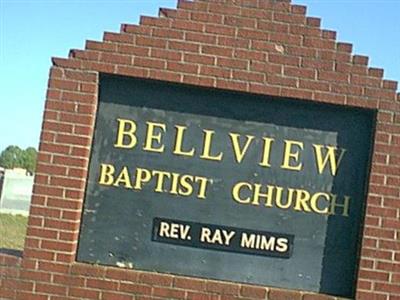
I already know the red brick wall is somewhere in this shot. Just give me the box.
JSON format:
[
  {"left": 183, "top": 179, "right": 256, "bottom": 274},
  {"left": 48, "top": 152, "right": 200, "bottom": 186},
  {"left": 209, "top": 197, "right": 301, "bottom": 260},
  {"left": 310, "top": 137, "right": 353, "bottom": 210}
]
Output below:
[
  {"left": 0, "top": 253, "right": 22, "bottom": 300},
  {"left": 9, "top": 0, "right": 400, "bottom": 299}
]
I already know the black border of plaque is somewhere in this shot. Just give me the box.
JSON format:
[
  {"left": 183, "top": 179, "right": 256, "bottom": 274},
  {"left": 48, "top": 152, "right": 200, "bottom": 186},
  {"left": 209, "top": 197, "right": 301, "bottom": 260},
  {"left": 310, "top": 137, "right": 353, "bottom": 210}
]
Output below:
[{"left": 77, "top": 73, "right": 376, "bottom": 298}]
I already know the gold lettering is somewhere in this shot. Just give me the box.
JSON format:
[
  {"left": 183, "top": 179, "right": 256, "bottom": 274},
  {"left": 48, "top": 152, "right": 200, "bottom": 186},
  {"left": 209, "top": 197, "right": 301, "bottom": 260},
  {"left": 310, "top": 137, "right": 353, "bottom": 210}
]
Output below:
[
  {"left": 170, "top": 173, "right": 180, "bottom": 195},
  {"left": 173, "top": 125, "right": 195, "bottom": 157},
  {"left": 143, "top": 122, "right": 166, "bottom": 153},
  {"left": 152, "top": 170, "right": 171, "bottom": 193},
  {"left": 313, "top": 145, "right": 346, "bottom": 176},
  {"left": 232, "top": 182, "right": 252, "bottom": 204},
  {"left": 195, "top": 176, "right": 210, "bottom": 199},
  {"left": 329, "top": 194, "right": 350, "bottom": 217},
  {"left": 229, "top": 133, "right": 254, "bottom": 163},
  {"left": 114, "top": 119, "right": 137, "bottom": 149},
  {"left": 200, "top": 130, "right": 223, "bottom": 161},
  {"left": 276, "top": 188, "right": 294, "bottom": 209},
  {"left": 253, "top": 184, "right": 274, "bottom": 207},
  {"left": 281, "top": 140, "right": 303, "bottom": 171},
  {"left": 113, "top": 166, "right": 133, "bottom": 188},
  {"left": 179, "top": 175, "right": 194, "bottom": 196},
  {"left": 134, "top": 168, "right": 152, "bottom": 190},
  {"left": 293, "top": 189, "right": 311, "bottom": 212},
  {"left": 98, "top": 163, "right": 115, "bottom": 186},
  {"left": 310, "top": 192, "right": 330, "bottom": 214},
  {"left": 259, "top": 137, "right": 274, "bottom": 167}
]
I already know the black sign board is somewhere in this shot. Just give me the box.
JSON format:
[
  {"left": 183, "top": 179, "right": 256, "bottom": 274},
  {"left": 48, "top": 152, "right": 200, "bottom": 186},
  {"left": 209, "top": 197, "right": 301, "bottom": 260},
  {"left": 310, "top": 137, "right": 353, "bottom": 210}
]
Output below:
[
  {"left": 77, "top": 74, "right": 376, "bottom": 298},
  {"left": 152, "top": 218, "right": 294, "bottom": 258}
]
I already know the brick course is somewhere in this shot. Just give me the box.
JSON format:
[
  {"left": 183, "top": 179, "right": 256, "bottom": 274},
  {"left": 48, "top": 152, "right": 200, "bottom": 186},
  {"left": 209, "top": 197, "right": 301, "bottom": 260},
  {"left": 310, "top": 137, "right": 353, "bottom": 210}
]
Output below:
[{"left": 1, "top": 0, "right": 399, "bottom": 299}]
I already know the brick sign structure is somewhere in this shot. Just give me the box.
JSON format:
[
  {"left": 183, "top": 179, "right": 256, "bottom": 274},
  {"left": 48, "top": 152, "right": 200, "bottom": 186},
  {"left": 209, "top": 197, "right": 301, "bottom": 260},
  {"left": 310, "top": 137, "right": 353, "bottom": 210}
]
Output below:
[
  {"left": 1, "top": 0, "right": 399, "bottom": 299},
  {"left": 77, "top": 74, "right": 375, "bottom": 298}
]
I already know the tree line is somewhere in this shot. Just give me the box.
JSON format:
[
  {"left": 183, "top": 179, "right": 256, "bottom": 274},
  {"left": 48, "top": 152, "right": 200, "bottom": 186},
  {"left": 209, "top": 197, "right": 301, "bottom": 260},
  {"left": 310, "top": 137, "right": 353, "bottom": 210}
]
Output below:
[{"left": 0, "top": 146, "right": 37, "bottom": 174}]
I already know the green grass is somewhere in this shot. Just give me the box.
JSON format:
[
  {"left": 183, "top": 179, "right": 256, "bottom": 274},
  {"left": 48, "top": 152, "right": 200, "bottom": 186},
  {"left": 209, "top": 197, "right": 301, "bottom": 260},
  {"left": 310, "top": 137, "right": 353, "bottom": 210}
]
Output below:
[{"left": 0, "top": 213, "right": 28, "bottom": 250}]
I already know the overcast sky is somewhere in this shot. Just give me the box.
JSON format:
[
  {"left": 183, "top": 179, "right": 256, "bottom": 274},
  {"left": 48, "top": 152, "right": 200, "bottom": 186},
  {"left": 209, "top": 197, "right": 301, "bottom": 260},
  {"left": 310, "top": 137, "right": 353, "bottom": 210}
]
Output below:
[{"left": 0, "top": 0, "right": 399, "bottom": 152}]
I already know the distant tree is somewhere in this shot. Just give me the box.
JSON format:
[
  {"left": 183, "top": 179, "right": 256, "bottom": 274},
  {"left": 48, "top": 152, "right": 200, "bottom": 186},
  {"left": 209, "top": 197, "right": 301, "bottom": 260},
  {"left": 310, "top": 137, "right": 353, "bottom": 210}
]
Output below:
[
  {"left": 0, "top": 146, "right": 24, "bottom": 169},
  {"left": 0, "top": 146, "right": 37, "bottom": 173},
  {"left": 22, "top": 147, "right": 38, "bottom": 174}
]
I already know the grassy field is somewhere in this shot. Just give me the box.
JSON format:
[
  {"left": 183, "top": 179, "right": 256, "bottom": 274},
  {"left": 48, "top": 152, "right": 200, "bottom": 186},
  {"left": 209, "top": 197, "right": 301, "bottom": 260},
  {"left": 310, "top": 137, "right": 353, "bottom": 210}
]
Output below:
[{"left": 0, "top": 213, "right": 28, "bottom": 250}]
